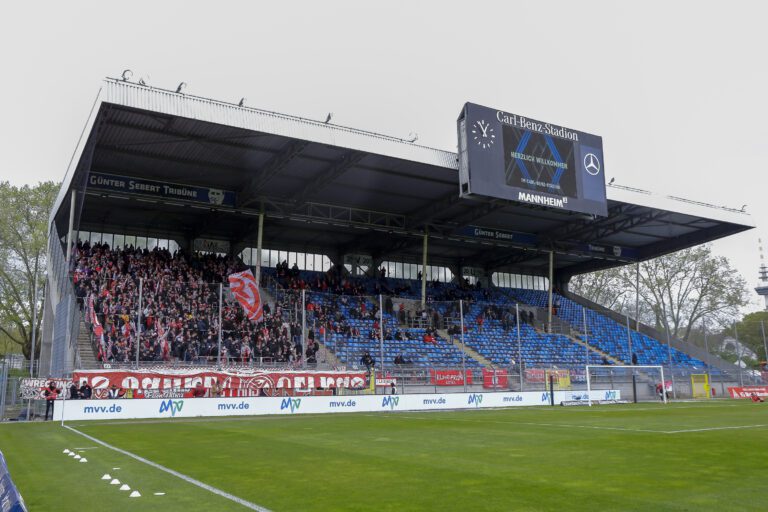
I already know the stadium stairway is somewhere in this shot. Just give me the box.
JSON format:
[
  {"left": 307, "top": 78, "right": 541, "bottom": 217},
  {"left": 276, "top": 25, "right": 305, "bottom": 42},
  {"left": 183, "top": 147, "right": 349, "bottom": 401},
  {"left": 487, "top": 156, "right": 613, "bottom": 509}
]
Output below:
[
  {"left": 259, "top": 285, "right": 276, "bottom": 314},
  {"left": 316, "top": 341, "right": 341, "bottom": 367},
  {"left": 437, "top": 328, "right": 493, "bottom": 367},
  {"left": 76, "top": 319, "right": 98, "bottom": 368},
  {"left": 563, "top": 331, "right": 623, "bottom": 365}
]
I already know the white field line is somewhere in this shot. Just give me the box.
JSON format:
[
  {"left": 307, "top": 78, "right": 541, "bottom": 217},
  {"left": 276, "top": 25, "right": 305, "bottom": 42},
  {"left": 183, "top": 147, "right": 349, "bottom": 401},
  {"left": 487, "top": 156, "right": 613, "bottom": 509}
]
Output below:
[
  {"left": 375, "top": 403, "right": 740, "bottom": 418},
  {"left": 64, "top": 426, "right": 271, "bottom": 512},
  {"left": 663, "top": 424, "right": 768, "bottom": 434},
  {"left": 67, "top": 411, "right": 361, "bottom": 428},
  {"left": 534, "top": 403, "right": 740, "bottom": 413},
  {"left": 511, "top": 421, "right": 661, "bottom": 433},
  {"left": 391, "top": 415, "right": 663, "bottom": 433},
  {"left": 65, "top": 402, "right": 738, "bottom": 428},
  {"left": 69, "top": 415, "right": 296, "bottom": 428},
  {"left": 388, "top": 413, "right": 768, "bottom": 435}
]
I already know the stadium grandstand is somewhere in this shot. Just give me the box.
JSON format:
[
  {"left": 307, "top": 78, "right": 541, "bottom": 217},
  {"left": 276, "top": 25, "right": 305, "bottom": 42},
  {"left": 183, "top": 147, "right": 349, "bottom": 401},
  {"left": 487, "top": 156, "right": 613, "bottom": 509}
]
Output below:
[{"left": 40, "top": 77, "right": 755, "bottom": 398}]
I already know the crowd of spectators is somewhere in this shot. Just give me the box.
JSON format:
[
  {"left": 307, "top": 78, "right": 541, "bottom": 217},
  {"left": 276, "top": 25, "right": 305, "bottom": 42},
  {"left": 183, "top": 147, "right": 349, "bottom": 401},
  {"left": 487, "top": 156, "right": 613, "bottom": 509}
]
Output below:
[
  {"left": 273, "top": 260, "right": 371, "bottom": 296},
  {"left": 74, "top": 241, "right": 309, "bottom": 365},
  {"left": 73, "top": 239, "right": 541, "bottom": 369}
]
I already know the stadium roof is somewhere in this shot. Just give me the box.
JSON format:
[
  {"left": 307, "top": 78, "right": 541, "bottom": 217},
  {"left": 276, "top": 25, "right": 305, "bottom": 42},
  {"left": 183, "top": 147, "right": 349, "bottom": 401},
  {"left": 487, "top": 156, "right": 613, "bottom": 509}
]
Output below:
[{"left": 51, "top": 78, "right": 754, "bottom": 279}]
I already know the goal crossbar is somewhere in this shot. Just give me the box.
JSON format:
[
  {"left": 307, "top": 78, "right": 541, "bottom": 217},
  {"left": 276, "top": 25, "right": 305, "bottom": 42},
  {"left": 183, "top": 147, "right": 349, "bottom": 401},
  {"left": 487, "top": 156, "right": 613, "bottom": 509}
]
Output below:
[{"left": 585, "top": 365, "right": 666, "bottom": 406}]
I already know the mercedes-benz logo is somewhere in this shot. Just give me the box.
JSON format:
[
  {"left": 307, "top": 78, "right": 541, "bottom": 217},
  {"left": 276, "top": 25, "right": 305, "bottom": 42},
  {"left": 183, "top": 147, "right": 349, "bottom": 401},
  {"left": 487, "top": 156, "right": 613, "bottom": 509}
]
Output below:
[{"left": 583, "top": 153, "right": 601, "bottom": 176}]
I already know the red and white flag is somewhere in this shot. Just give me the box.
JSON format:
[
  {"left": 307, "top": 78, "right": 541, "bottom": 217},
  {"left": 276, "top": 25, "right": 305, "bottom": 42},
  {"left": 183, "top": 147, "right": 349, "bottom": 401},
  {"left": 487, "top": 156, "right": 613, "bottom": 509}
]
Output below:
[
  {"left": 157, "top": 320, "right": 171, "bottom": 357},
  {"left": 88, "top": 295, "right": 105, "bottom": 338},
  {"left": 228, "top": 270, "right": 263, "bottom": 322}
]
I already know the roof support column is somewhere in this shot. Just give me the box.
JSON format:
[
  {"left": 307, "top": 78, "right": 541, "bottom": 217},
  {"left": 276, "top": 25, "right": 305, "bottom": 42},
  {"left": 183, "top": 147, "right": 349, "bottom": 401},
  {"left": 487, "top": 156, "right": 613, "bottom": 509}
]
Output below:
[
  {"left": 635, "top": 261, "right": 640, "bottom": 331},
  {"left": 369, "top": 258, "right": 381, "bottom": 279},
  {"left": 448, "top": 264, "right": 462, "bottom": 285},
  {"left": 421, "top": 229, "right": 428, "bottom": 307},
  {"left": 328, "top": 251, "right": 344, "bottom": 275},
  {"left": 65, "top": 190, "right": 77, "bottom": 266},
  {"left": 547, "top": 250, "right": 554, "bottom": 331},
  {"left": 255, "top": 212, "right": 264, "bottom": 287}
]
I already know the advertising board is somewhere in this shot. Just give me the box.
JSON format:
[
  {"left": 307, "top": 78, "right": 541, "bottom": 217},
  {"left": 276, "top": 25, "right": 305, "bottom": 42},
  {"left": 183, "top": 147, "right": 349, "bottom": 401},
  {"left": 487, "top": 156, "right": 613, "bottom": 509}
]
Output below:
[
  {"left": 728, "top": 386, "right": 768, "bottom": 398},
  {"left": 54, "top": 390, "right": 621, "bottom": 421}
]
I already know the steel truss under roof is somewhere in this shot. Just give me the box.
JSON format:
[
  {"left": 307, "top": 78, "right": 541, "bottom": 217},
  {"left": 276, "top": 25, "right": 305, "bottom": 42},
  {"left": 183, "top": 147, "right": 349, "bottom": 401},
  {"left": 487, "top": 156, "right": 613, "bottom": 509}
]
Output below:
[{"left": 51, "top": 79, "right": 753, "bottom": 281}]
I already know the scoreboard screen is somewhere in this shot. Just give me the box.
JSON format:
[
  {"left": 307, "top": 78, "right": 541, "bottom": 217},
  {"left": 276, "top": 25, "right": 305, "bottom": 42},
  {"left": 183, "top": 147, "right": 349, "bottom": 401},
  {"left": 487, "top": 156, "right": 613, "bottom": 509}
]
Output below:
[{"left": 458, "top": 102, "right": 607, "bottom": 216}]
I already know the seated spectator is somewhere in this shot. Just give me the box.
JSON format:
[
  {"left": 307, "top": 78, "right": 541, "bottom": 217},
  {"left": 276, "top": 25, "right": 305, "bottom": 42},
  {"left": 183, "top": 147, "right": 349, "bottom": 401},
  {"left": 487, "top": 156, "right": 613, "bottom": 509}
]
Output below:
[
  {"left": 306, "top": 340, "right": 319, "bottom": 364},
  {"left": 69, "top": 381, "right": 80, "bottom": 400},
  {"left": 192, "top": 382, "right": 207, "bottom": 398},
  {"left": 360, "top": 351, "right": 375, "bottom": 370},
  {"left": 107, "top": 384, "right": 124, "bottom": 399},
  {"left": 79, "top": 381, "right": 92, "bottom": 399}
]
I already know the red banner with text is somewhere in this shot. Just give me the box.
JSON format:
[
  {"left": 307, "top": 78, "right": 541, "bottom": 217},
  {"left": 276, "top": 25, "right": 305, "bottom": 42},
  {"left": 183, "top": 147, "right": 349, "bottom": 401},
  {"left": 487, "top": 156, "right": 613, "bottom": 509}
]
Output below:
[
  {"left": 70, "top": 369, "right": 368, "bottom": 398},
  {"left": 482, "top": 368, "right": 509, "bottom": 389},
  {"left": 728, "top": 386, "right": 768, "bottom": 399},
  {"left": 429, "top": 369, "right": 473, "bottom": 386}
]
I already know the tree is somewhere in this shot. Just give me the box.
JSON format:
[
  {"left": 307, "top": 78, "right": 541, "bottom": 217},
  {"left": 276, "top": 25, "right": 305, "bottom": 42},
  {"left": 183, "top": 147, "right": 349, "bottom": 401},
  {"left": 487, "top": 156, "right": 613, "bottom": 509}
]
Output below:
[
  {"left": 568, "top": 266, "right": 631, "bottom": 313},
  {"left": 732, "top": 311, "right": 768, "bottom": 362},
  {"left": 638, "top": 245, "right": 750, "bottom": 342},
  {"left": 0, "top": 181, "right": 59, "bottom": 360},
  {"left": 569, "top": 244, "right": 750, "bottom": 343}
]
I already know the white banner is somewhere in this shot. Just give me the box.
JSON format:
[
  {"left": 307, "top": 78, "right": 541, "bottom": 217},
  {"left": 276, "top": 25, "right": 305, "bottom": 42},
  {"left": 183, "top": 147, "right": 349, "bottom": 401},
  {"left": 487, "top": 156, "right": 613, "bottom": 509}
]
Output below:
[{"left": 55, "top": 389, "right": 620, "bottom": 421}]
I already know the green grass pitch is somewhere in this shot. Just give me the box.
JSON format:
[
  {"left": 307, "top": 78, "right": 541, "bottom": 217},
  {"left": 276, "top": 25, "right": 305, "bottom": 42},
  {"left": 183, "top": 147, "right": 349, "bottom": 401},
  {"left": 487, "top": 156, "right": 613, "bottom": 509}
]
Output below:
[{"left": 1, "top": 401, "right": 766, "bottom": 511}]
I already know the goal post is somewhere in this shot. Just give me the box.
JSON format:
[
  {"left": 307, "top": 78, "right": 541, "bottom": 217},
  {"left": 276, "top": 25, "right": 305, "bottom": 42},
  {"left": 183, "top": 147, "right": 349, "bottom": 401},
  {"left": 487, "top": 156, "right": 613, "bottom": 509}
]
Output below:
[{"left": 585, "top": 365, "right": 666, "bottom": 406}]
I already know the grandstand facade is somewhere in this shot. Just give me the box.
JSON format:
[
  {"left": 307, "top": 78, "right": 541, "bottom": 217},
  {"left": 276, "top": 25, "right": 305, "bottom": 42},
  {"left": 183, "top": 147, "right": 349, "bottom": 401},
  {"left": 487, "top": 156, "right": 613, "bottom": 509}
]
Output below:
[{"left": 42, "top": 78, "right": 754, "bottom": 390}]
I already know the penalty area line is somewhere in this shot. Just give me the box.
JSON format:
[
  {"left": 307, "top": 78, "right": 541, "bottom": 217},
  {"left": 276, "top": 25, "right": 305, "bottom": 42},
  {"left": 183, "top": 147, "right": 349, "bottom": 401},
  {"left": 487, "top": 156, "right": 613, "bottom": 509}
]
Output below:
[{"left": 63, "top": 425, "right": 271, "bottom": 511}]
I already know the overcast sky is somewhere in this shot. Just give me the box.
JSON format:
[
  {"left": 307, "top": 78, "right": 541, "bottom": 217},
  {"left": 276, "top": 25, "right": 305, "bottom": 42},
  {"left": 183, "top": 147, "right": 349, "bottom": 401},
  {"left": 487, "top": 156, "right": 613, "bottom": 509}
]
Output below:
[{"left": 2, "top": 1, "right": 766, "bottom": 309}]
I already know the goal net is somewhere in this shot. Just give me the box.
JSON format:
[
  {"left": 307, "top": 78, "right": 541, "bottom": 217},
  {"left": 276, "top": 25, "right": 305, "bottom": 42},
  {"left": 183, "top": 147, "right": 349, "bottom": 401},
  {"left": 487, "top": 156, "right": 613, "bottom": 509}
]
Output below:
[{"left": 585, "top": 365, "right": 667, "bottom": 405}]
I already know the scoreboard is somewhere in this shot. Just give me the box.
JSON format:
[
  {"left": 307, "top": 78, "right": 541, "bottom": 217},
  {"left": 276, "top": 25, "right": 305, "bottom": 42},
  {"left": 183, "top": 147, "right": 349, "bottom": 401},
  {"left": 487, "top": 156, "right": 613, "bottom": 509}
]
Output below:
[{"left": 458, "top": 102, "right": 607, "bottom": 216}]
